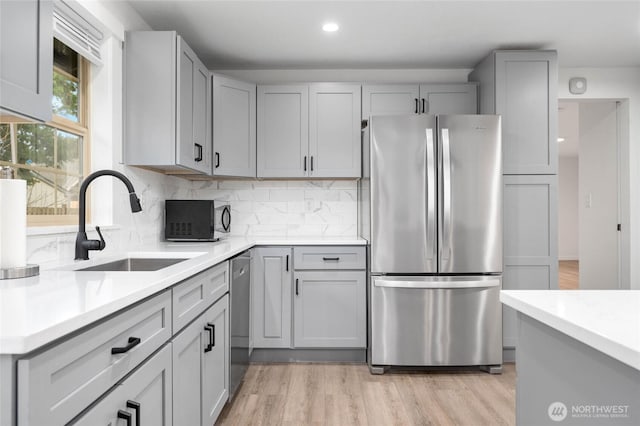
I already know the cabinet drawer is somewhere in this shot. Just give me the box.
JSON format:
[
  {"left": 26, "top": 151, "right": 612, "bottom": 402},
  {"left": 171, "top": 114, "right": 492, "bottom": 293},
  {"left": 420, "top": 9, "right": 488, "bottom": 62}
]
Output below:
[
  {"left": 173, "top": 261, "right": 229, "bottom": 332},
  {"left": 17, "top": 291, "right": 172, "bottom": 426},
  {"left": 293, "top": 246, "right": 365, "bottom": 270}
]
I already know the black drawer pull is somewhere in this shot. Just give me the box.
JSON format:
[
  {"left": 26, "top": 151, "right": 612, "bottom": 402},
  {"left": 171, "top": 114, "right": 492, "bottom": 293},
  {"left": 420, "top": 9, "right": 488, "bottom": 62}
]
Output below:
[
  {"left": 295, "top": 278, "right": 299, "bottom": 296},
  {"left": 286, "top": 254, "right": 289, "bottom": 271},
  {"left": 204, "top": 324, "right": 213, "bottom": 352},
  {"left": 111, "top": 337, "right": 141, "bottom": 354},
  {"left": 215, "top": 152, "right": 220, "bottom": 168},
  {"left": 322, "top": 257, "right": 340, "bottom": 261},
  {"left": 126, "top": 400, "right": 140, "bottom": 426},
  {"left": 414, "top": 98, "right": 419, "bottom": 114},
  {"left": 207, "top": 322, "right": 216, "bottom": 348},
  {"left": 117, "top": 410, "right": 132, "bottom": 426},
  {"left": 195, "top": 143, "right": 203, "bottom": 162}
]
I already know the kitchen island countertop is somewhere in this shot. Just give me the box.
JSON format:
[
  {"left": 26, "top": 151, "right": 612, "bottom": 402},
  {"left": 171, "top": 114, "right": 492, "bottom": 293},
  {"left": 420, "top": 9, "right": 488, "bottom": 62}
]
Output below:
[
  {"left": 500, "top": 290, "right": 640, "bottom": 370},
  {"left": 0, "top": 236, "right": 366, "bottom": 355}
]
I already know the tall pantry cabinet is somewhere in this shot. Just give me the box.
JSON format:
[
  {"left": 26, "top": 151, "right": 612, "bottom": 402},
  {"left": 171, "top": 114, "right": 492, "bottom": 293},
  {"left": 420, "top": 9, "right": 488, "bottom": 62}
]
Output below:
[{"left": 470, "top": 50, "right": 558, "bottom": 355}]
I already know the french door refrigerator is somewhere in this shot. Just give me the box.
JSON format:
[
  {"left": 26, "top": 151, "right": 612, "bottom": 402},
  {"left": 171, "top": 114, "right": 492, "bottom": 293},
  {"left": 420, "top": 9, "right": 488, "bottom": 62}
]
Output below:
[{"left": 364, "top": 114, "right": 503, "bottom": 371}]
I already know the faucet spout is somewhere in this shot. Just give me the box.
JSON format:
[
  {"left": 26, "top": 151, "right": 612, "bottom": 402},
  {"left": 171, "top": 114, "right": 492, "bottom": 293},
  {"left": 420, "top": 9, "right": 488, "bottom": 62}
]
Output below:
[{"left": 75, "top": 170, "right": 143, "bottom": 260}]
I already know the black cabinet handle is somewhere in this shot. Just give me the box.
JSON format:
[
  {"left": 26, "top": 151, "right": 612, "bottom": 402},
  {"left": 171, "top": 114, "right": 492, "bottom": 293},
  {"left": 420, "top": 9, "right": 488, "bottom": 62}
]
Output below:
[
  {"left": 295, "top": 278, "right": 299, "bottom": 296},
  {"left": 207, "top": 322, "right": 216, "bottom": 348},
  {"left": 414, "top": 98, "right": 419, "bottom": 114},
  {"left": 322, "top": 257, "right": 340, "bottom": 261},
  {"left": 286, "top": 254, "right": 289, "bottom": 271},
  {"left": 195, "top": 143, "right": 203, "bottom": 162},
  {"left": 215, "top": 152, "right": 220, "bottom": 168},
  {"left": 422, "top": 98, "right": 426, "bottom": 114},
  {"left": 117, "top": 410, "right": 132, "bottom": 426},
  {"left": 111, "top": 337, "right": 141, "bottom": 355},
  {"left": 204, "top": 324, "right": 213, "bottom": 353},
  {"left": 310, "top": 156, "right": 314, "bottom": 171},
  {"left": 303, "top": 156, "right": 307, "bottom": 172},
  {"left": 126, "top": 401, "right": 140, "bottom": 426}
]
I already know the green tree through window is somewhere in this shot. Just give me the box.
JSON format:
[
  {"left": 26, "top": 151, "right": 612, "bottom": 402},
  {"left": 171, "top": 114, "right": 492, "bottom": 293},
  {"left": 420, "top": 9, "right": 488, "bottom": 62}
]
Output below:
[{"left": 0, "top": 39, "right": 89, "bottom": 225}]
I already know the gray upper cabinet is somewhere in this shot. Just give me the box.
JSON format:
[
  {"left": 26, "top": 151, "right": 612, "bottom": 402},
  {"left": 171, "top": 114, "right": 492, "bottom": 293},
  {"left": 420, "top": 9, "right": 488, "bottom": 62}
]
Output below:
[
  {"left": 418, "top": 83, "right": 478, "bottom": 114},
  {"left": 362, "top": 84, "right": 420, "bottom": 117},
  {"left": 362, "top": 83, "right": 477, "bottom": 118},
  {"left": 212, "top": 74, "right": 256, "bottom": 177},
  {"left": 125, "top": 31, "right": 212, "bottom": 175},
  {"left": 470, "top": 50, "right": 558, "bottom": 174},
  {"left": 257, "top": 83, "right": 361, "bottom": 178},
  {"left": 309, "top": 83, "right": 361, "bottom": 178},
  {"left": 0, "top": 0, "right": 52, "bottom": 122},
  {"left": 257, "top": 85, "right": 308, "bottom": 178},
  {"left": 252, "top": 247, "right": 293, "bottom": 348}
]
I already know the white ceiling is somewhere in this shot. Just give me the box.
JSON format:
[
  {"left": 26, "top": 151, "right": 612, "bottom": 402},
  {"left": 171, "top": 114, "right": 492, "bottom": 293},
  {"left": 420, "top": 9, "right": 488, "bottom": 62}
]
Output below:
[{"left": 126, "top": 0, "right": 640, "bottom": 70}]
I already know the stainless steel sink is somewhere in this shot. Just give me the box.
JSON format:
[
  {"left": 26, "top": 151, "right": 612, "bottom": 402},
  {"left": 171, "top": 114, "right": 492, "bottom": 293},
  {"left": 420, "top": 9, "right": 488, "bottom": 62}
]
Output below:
[{"left": 77, "top": 258, "right": 188, "bottom": 272}]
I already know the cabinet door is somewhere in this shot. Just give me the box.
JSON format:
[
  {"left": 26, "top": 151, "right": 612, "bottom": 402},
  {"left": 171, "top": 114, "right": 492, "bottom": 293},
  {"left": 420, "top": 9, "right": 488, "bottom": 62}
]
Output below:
[
  {"left": 419, "top": 83, "right": 478, "bottom": 114},
  {"left": 252, "top": 247, "right": 292, "bottom": 348},
  {"left": 213, "top": 75, "right": 256, "bottom": 177},
  {"left": 308, "top": 83, "right": 361, "bottom": 178},
  {"left": 172, "top": 314, "right": 206, "bottom": 426},
  {"left": 495, "top": 51, "right": 557, "bottom": 174},
  {"left": 202, "top": 295, "right": 229, "bottom": 425},
  {"left": 362, "top": 84, "right": 420, "bottom": 118},
  {"left": 257, "top": 85, "right": 308, "bottom": 178},
  {"left": 0, "top": 0, "right": 52, "bottom": 122},
  {"left": 293, "top": 271, "right": 366, "bottom": 348},
  {"left": 73, "top": 345, "right": 172, "bottom": 426},
  {"left": 502, "top": 175, "right": 558, "bottom": 348},
  {"left": 177, "top": 36, "right": 211, "bottom": 174}
]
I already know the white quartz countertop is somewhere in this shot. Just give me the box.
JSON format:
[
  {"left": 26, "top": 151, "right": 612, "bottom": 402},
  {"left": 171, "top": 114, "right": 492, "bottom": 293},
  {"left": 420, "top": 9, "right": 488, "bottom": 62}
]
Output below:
[
  {"left": 500, "top": 290, "right": 640, "bottom": 371},
  {"left": 0, "top": 236, "right": 366, "bottom": 355}
]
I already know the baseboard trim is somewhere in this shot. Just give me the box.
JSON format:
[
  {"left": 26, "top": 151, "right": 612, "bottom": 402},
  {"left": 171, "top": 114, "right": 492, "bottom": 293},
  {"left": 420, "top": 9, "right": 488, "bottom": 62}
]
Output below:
[
  {"left": 250, "top": 348, "right": 366, "bottom": 363},
  {"left": 558, "top": 256, "right": 578, "bottom": 261}
]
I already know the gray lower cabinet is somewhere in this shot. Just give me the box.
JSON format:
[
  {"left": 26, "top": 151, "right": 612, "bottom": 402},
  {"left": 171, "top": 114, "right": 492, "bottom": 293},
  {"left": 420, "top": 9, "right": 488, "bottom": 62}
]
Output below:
[
  {"left": 252, "top": 246, "right": 366, "bottom": 350},
  {"left": 293, "top": 271, "right": 366, "bottom": 348},
  {"left": 17, "top": 291, "right": 172, "bottom": 425},
  {"left": 252, "top": 247, "right": 293, "bottom": 348},
  {"left": 212, "top": 74, "right": 256, "bottom": 177},
  {"left": 0, "top": 0, "right": 52, "bottom": 122},
  {"left": 125, "top": 31, "right": 212, "bottom": 175},
  {"left": 172, "top": 294, "right": 229, "bottom": 426},
  {"left": 71, "top": 344, "right": 172, "bottom": 425},
  {"left": 502, "top": 175, "right": 558, "bottom": 348},
  {"left": 470, "top": 50, "right": 558, "bottom": 174}
]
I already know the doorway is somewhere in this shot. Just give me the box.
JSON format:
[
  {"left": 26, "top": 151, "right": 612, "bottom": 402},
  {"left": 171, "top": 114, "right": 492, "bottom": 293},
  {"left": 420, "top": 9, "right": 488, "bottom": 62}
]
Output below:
[{"left": 557, "top": 99, "right": 629, "bottom": 289}]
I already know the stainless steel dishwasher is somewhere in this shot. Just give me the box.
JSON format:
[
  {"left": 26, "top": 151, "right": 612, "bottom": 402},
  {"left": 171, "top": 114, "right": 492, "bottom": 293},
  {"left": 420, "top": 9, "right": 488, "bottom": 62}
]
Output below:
[{"left": 229, "top": 250, "right": 251, "bottom": 399}]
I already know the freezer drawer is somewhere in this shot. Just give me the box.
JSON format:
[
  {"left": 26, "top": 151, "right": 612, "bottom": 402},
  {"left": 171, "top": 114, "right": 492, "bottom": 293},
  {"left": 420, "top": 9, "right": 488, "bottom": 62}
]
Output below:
[{"left": 371, "top": 275, "right": 502, "bottom": 366}]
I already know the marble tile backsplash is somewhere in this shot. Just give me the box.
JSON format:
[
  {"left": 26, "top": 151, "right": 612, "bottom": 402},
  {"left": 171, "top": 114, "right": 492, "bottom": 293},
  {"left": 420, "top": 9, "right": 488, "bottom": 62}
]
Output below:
[
  {"left": 26, "top": 176, "right": 358, "bottom": 264},
  {"left": 190, "top": 180, "right": 358, "bottom": 237}
]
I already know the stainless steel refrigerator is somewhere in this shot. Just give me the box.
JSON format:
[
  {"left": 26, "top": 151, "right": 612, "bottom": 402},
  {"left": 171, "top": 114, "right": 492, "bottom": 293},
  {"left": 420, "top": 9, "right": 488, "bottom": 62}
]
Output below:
[{"left": 361, "top": 114, "right": 503, "bottom": 372}]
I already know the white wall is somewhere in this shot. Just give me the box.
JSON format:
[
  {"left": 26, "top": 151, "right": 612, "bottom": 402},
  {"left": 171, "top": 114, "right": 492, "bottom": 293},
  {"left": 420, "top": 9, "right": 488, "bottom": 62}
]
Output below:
[
  {"left": 578, "top": 101, "right": 620, "bottom": 289},
  {"left": 558, "top": 67, "right": 640, "bottom": 289},
  {"left": 558, "top": 156, "right": 578, "bottom": 260}
]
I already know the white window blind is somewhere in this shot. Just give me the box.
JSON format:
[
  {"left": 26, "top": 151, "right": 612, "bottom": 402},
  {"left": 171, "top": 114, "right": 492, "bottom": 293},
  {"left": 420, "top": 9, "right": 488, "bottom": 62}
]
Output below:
[{"left": 53, "top": 0, "right": 103, "bottom": 65}]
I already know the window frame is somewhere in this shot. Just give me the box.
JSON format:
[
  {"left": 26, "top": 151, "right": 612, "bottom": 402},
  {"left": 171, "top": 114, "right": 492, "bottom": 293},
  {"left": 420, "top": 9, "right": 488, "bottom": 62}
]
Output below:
[{"left": 0, "top": 51, "right": 91, "bottom": 227}]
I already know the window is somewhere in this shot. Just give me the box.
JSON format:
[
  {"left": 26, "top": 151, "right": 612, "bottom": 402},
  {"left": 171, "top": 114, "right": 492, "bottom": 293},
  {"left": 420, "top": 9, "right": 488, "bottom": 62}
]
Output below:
[{"left": 0, "top": 39, "right": 90, "bottom": 226}]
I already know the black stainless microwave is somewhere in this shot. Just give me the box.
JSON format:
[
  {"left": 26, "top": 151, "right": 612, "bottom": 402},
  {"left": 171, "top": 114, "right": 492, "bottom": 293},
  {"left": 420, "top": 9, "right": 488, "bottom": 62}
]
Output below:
[{"left": 164, "top": 200, "right": 231, "bottom": 241}]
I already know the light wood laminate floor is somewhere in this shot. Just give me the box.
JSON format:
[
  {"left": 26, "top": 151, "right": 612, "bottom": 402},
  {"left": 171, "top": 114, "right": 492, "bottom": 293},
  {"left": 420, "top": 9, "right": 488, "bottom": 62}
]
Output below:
[
  {"left": 217, "top": 363, "right": 516, "bottom": 426},
  {"left": 559, "top": 260, "right": 579, "bottom": 290}
]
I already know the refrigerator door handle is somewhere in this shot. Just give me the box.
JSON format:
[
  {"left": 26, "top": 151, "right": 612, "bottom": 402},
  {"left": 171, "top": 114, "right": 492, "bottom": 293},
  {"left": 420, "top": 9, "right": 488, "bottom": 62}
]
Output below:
[
  {"left": 426, "top": 128, "right": 436, "bottom": 261},
  {"left": 373, "top": 278, "right": 501, "bottom": 289},
  {"left": 441, "top": 128, "right": 452, "bottom": 261}
]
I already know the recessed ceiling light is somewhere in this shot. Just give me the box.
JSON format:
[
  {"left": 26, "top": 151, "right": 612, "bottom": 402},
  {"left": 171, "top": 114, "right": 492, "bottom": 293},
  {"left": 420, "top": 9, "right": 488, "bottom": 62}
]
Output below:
[
  {"left": 322, "top": 22, "right": 339, "bottom": 32},
  {"left": 557, "top": 137, "right": 565, "bottom": 143}
]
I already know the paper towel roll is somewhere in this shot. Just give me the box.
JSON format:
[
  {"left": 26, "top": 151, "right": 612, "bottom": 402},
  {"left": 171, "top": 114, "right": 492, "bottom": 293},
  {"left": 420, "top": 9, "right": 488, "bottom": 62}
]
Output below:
[{"left": 0, "top": 179, "right": 27, "bottom": 269}]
